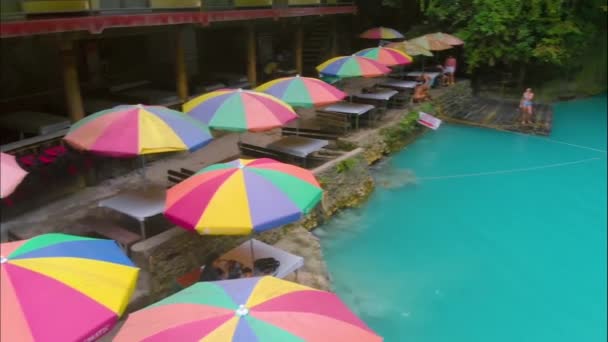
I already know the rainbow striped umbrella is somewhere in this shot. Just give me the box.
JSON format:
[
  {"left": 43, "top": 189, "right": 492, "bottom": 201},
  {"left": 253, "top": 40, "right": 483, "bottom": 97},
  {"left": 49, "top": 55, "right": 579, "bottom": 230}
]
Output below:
[
  {"left": 255, "top": 75, "right": 347, "bottom": 108},
  {"left": 1, "top": 152, "right": 28, "bottom": 199},
  {"left": 64, "top": 105, "right": 213, "bottom": 158},
  {"left": 409, "top": 36, "right": 453, "bottom": 51},
  {"left": 354, "top": 47, "right": 413, "bottom": 66},
  {"left": 183, "top": 89, "right": 298, "bottom": 133},
  {"left": 113, "top": 276, "right": 383, "bottom": 341},
  {"left": 1, "top": 233, "right": 139, "bottom": 342},
  {"left": 164, "top": 158, "right": 323, "bottom": 235},
  {"left": 316, "top": 56, "right": 391, "bottom": 78},
  {"left": 360, "top": 26, "right": 404, "bottom": 40},
  {"left": 426, "top": 32, "right": 464, "bottom": 46},
  {"left": 386, "top": 40, "right": 434, "bottom": 57}
]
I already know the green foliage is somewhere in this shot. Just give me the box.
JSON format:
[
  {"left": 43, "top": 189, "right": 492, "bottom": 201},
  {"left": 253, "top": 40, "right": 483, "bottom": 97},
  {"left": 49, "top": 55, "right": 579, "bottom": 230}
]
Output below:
[
  {"left": 425, "top": 0, "right": 603, "bottom": 71},
  {"left": 335, "top": 158, "right": 358, "bottom": 174},
  {"left": 380, "top": 110, "right": 423, "bottom": 151},
  {"left": 335, "top": 140, "right": 358, "bottom": 151}
]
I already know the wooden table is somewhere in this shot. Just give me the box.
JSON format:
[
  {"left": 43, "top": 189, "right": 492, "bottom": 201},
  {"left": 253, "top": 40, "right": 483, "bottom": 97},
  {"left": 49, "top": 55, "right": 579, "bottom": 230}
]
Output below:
[
  {"left": 405, "top": 72, "right": 442, "bottom": 87},
  {"left": 98, "top": 187, "right": 165, "bottom": 239},
  {"left": 320, "top": 102, "right": 375, "bottom": 130},
  {"left": 377, "top": 80, "right": 418, "bottom": 92},
  {"left": 266, "top": 136, "right": 329, "bottom": 158},
  {"left": 354, "top": 89, "right": 399, "bottom": 101},
  {"left": 0, "top": 111, "right": 70, "bottom": 139}
]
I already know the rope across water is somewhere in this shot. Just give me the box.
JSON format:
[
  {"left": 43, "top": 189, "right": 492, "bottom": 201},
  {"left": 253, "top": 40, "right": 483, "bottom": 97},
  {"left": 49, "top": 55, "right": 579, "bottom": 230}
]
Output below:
[{"left": 418, "top": 157, "right": 602, "bottom": 181}]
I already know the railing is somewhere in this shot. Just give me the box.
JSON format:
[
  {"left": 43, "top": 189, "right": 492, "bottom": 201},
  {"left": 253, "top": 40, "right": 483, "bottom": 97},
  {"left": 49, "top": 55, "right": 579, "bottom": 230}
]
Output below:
[{"left": 1, "top": 0, "right": 354, "bottom": 19}]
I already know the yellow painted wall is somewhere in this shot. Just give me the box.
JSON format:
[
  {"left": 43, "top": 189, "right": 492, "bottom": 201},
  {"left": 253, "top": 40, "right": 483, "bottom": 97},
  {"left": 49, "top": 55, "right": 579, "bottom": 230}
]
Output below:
[
  {"left": 234, "top": 0, "right": 273, "bottom": 7},
  {"left": 22, "top": 0, "right": 89, "bottom": 13},
  {"left": 288, "top": 0, "right": 322, "bottom": 5},
  {"left": 149, "top": 0, "right": 201, "bottom": 8}
]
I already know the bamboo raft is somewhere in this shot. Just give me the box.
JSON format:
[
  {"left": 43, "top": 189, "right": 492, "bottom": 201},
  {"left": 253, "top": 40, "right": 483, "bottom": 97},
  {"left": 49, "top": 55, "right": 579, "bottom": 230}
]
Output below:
[{"left": 439, "top": 97, "right": 553, "bottom": 136}]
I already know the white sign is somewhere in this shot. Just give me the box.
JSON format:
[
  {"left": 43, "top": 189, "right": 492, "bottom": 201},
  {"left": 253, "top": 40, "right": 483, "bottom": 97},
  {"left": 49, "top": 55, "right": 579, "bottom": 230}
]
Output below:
[{"left": 417, "top": 112, "right": 442, "bottom": 130}]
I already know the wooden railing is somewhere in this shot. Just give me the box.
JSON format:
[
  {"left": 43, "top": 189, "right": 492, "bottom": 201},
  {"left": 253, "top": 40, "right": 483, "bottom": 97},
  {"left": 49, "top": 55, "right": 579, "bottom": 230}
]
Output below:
[{"left": 1, "top": 0, "right": 354, "bottom": 19}]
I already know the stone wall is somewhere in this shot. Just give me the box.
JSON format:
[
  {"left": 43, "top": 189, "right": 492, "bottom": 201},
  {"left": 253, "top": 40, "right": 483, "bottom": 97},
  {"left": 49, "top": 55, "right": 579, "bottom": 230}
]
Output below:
[{"left": 431, "top": 80, "right": 474, "bottom": 118}]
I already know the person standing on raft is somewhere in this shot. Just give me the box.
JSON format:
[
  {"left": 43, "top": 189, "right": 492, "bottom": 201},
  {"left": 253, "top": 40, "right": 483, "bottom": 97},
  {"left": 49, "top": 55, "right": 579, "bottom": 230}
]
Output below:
[{"left": 520, "top": 88, "right": 535, "bottom": 125}]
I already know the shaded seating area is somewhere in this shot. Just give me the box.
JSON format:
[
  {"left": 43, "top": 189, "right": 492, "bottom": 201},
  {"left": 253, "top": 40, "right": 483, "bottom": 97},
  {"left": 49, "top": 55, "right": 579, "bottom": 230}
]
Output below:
[
  {"left": 108, "top": 81, "right": 181, "bottom": 107},
  {"left": 317, "top": 102, "right": 377, "bottom": 130},
  {"left": 176, "top": 239, "right": 305, "bottom": 289},
  {"left": 97, "top": 186, "right": 166, "bottom": 239}
]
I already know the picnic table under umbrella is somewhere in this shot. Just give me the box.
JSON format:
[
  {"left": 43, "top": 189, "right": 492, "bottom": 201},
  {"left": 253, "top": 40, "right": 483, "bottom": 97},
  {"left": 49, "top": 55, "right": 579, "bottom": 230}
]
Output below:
[
  {"left": 113, "top": 276, "right": 383, "bottom": 341},
  {"left": 1, "top": 152, "right": 28, "bottom": 199},
  {"left": 354, "top": 46, "right": 413, "bottom": 66},
  {"left": 255, "top": 75, "right": 347, "bottom": 108},
  {"left": 1, "top": 233, "right": 139, "bottom": 342},
  {"left": 360, "top": 26, "right": 404, "bottom": 40},
  {"left": 64, "top": 104, "right": 213, "bottom": 158},
  {"left": 164, "top": 158, "right": 323, "bottom": 236},
  {"left": 316, "top": 55, "right": 391, "bottom": 79},
  {"left": 424, "top": 32, "right": 464, "bottom": 46},
  {"left": 409, "top": 36, "right": 453, "bottom": 52},
  {"left": 183, "top": 88, "right": 298, "bottom": 133},
  {"left": 386, "top": 40, "right": 433, "bottom": 57}
]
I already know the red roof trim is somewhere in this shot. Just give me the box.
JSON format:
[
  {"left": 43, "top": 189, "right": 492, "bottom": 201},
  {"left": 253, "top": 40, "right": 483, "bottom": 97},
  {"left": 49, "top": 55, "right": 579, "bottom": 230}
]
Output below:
[{"left": 0, "top": 6, "right": 357, "bottom": 38}]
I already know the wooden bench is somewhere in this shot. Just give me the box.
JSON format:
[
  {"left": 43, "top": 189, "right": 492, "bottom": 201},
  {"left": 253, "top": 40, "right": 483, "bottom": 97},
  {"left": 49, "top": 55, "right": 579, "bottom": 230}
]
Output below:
[
  {"left": 315, "top": 111, "right": 351, "bottom": 134},
  {"left": 238, "top": 142, "right": 305, "bottom": 166},
  {"left": 86, "top": 225, "right": 142, "bottom": 256},
  {"left": 388, "top": 93, "right": 411, "bottom": 109},
  {"left": 167, "top": 168, "right": 193, "bottom": 186},
  {"left": 281, "top": 127, "right": 339, "bottom": 141}
]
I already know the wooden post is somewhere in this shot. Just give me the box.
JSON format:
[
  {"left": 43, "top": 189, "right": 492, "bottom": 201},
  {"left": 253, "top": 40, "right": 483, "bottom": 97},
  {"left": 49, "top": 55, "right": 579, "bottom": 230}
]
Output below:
[
  {"left": 175, "top": 27, "right": 189, "bottom": 101},
  {"left": 246, "top": 24, "right": 257, "bottom": 87},
  {"left": 295, "top": 26, "right": 303, "bottom": 75},
  {"left": 60, "top": 40, "right": 85, "bottom": 122},
  {"left": 330, "top": 18, "right": 339, "bottom": 57},
  {"left": 84, "top": 40, "right": 103, "bottom": 88}
]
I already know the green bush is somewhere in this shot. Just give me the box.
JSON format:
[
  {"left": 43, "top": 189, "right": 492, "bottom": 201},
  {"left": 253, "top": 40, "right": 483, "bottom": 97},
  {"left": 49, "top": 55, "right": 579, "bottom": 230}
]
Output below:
[{"left": 335, "top": 158, "right": 357, "bottom": 173}]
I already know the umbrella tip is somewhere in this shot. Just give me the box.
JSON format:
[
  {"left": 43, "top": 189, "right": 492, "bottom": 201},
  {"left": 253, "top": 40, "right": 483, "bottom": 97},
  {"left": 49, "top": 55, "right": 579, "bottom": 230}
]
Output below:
[
  {"left": 296, "top": 74, "right": 300, "bottom": 77},
  {"left": 238, "top": 88, "right": 243, "bottom": 92},
  {"left": 1, "top": 256, "right": 7, "bottom": 264},
  {"left": 236, "top": 304, "right": 249, "bottom": 317}
]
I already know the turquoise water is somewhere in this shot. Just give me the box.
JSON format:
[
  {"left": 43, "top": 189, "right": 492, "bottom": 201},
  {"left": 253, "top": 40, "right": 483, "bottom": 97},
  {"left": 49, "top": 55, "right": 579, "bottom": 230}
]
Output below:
[{"left": 319, "top": 95, "right": 607, "bottom": 341}]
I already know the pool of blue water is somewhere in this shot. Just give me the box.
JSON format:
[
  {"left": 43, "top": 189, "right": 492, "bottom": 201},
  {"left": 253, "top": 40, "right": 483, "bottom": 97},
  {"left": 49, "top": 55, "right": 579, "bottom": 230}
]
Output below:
[{"left": 319, "top": 95, "right": 607, "bottom": 341}]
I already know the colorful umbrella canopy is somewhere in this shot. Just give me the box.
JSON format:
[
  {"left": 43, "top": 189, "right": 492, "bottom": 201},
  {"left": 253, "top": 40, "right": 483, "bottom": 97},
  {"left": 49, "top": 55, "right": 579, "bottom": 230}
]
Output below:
[
  {"left": 1, "top": 152, "right": 28, "bottom": 199},
  {"left": 114, "top": 276, "right": 383, "bottom": 341},
  {"left": 164, "top": 158, "right": 323, "bottom": 235},
  {"left": 255, "top": 75, "right": 347, "bottom": 108},
  {"left": 354, "top": 46, "right": 413, "bottom": 66},
  {"left": 183, "top": 89, "right": 298, "bottom": 133},
  {"left": 386, "top": 40, "right": 434, "bottom": 57},
  {"left": 360, "top": 26, "right": 404, "bottom": 40},
  {"left": 426, "top": 32, "right": 464, "bottom": 46},
  {"left": 409, "top": 36, "right": 453, "bottom": 51},
  {"left": 316, "top": 56, "right": 391, "bottom": 78},
  {"left": 64, "top": 105, "right": 213, "bottom": 158},
  {"left": 1, "top": 233, "right": 139, "bottom": 342}
]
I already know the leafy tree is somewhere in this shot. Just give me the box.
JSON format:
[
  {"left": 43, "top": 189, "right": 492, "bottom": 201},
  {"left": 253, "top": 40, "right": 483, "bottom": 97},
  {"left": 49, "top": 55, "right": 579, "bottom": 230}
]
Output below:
[
  {"left": 423, "top": 0, "right": 608, "bottom": 94},
  {"left": 427, "top": 0, "right": 587, "bottom": 71}
]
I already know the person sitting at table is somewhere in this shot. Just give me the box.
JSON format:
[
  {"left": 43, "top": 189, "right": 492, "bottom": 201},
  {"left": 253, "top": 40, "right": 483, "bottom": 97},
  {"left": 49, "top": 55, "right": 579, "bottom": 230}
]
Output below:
[
  {"left": 227, "top": 259, "right": 244, "bottom": 279},
  {"left": 242, "top": 267, "right": 253, "bottom": 278},
  {"left": 416, "top": 73, "right": 432, "bottom": 88},
  {"left": 436, "top": 65, "right": 450, "bottom": 87},
  {"left": 199, "top": 253, "right": 226, "bottom": 282},
  {"left": 413, "top": 82, "right": 431, "bottom": 103}
]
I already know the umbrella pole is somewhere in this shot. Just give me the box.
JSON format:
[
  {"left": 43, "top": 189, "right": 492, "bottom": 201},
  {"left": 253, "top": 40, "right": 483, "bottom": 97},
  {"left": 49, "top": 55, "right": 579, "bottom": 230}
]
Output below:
[
  {"left": 249, "top": 236, "right": 256, "bottom": 271},
  {"left": 140, "top": 155, "right": 147, "bottom": 189}
]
